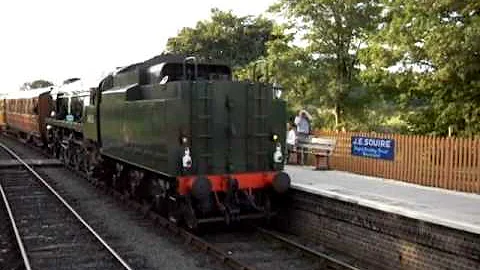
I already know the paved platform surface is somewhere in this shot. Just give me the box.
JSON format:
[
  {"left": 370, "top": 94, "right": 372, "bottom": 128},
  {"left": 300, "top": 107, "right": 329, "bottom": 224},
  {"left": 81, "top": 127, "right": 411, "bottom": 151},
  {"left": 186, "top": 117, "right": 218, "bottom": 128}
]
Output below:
[{"left": 285, "top": 165, "right": 480, "bottom": 235}]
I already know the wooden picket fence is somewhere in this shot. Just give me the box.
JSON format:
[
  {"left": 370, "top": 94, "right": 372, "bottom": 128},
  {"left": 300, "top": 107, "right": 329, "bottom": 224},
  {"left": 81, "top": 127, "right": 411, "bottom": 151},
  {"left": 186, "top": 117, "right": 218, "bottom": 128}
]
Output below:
[{"left": 314, "top": 131, "right": 480, "bottom": 194}]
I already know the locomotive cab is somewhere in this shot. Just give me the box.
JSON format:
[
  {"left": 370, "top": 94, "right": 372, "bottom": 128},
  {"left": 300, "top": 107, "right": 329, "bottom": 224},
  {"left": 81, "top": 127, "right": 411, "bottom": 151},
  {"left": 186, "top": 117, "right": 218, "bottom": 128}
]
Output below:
[{"left": 50, "top": 78, "right": 91, "bottom": 122}]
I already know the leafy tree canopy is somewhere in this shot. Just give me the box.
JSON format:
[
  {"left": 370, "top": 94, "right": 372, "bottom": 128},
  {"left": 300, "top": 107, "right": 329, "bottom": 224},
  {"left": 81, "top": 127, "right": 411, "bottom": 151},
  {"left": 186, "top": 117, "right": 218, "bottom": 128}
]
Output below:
[
  {"left": 166, "top": 8, "right": 278, "bottom": 69},
  {"left": 163, "top": 2, "right": 480, "bottom": 136},
  {"left": 270, "top": 0, "right": 383, "bottom": 130},
  {"left": 361, "top": 0, "right": 480, "bottom": 136}
]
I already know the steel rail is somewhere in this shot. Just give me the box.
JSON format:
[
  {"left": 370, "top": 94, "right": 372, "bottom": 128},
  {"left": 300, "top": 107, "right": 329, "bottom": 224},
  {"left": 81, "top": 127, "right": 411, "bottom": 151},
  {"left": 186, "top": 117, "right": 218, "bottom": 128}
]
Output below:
[
  {"left": 257, "top": 227, "right": 362, "bottom": 270},
  {"left": 0, "top": 183, "right": 32, "bottom": 270},
  {"left": 0, "top": 142, "right": 134, "bottom": 270}
]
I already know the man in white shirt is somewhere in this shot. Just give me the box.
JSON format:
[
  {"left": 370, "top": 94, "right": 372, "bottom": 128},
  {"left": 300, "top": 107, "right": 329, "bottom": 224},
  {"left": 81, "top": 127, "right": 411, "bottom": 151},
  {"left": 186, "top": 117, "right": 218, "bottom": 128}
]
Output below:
[{"left": 285, "top": 123, "right": 296, "bottom": 164}]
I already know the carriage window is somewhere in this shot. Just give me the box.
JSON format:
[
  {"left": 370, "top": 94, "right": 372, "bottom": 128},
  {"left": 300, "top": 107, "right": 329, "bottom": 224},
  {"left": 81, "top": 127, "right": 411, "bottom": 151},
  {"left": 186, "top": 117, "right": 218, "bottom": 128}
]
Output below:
[
  {"left": 83, "top": 96, "right": 91, "bottom": 107},
  {"left": 90, "top": 89, "right": 96, "bottom": 105},
  {"left": 33, "top": 99, "right": 39, "bottom": 114}
]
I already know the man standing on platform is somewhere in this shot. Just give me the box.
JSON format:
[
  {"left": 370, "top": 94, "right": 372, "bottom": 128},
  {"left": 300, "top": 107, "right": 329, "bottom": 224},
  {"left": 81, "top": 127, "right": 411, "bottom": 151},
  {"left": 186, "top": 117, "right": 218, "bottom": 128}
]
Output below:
[
  {"left": 294, "top": 109, "right": 312, "bottom": 165},
  {"left": 285, "top": 123, "right": 296, "bottom": 164}
]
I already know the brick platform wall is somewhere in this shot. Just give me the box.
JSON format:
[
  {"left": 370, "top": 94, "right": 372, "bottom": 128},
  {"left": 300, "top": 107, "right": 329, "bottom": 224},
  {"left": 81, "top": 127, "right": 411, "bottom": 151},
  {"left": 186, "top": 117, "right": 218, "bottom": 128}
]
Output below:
[{"left": 274, "top": 189, "right": 480, "bottom": 270}]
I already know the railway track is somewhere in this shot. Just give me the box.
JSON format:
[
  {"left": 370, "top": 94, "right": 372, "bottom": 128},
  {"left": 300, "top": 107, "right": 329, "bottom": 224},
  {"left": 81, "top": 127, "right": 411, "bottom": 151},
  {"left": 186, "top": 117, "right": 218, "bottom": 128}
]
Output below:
[
  {"left": 0, "top": 142, "right": 134, "bottom": 270},
  {"left": 0, "top": 134, "right": 362, "bottom": 270},
  {"left": 200, "top": 226, "right": 360, "bottom": 270}
]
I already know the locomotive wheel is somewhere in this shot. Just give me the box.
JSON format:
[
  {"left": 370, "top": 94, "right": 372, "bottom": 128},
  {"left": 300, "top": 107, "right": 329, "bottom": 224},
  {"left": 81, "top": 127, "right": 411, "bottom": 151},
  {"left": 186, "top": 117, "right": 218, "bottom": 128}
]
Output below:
[
  {"left": 58, "top": 147, "right": 64, "bottom": 162},
  {"left": 62, "top": 143, "right": 74, "bottom": 167},
  {"left": 71, "top": 147, "right": 81, "bottom": 171},
  {"left": 152, "top": 178, "right": 175, "bottom": 217},
  {"left": 81, "top": 150, "right": 89, "bottom": 173},
  {"left": 76, "top": 147, "right": 86, "bottom": 172},
  {"left": 183, "top": 197, "right": 198, "bottom": 230},
  {"left": 99, "top": 160, "right": 115, "bottom": 187},
  {"left": 112, "top": 163, "right": 124, "bottom": 191},
  {"left": 59, "top": 145, "right": 68, "bottom": 164},
  {"left": 167, "top": 196, "right": 182, "bottom": 224},
  {"left": 84, "top": 156, "right": 93, "bottom": 181},
  {"left": 83, "top": 148, "right": 97, "bottom": 181},
  {"left": 51, "top": 144, "right": 57, "bottom": 158}
]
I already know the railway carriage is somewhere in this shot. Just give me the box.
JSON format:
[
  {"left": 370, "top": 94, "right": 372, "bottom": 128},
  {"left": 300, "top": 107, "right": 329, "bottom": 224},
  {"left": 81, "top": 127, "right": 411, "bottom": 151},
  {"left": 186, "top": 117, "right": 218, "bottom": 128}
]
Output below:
[
  {"left": 4, "top": 87, "right": 53, "bottom": 144},
  {"left": 0, "top": 95, "right": 6, "bottom": 130}
]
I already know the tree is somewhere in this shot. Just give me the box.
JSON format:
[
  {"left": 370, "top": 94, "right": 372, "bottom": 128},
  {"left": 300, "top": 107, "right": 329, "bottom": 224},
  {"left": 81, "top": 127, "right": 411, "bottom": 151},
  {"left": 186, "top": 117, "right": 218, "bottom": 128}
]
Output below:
[
  {"left": 20, "top": 79, "right": 53, "bottom": 91},
  {"left": 270, "top": 0, "right": 382, "bottom": 130},
  {"left": 361, "top": 0, "right": 480, "bottom": 136},
  {"left": 166, "top": 8, "right": 277, "bottom": 69}
]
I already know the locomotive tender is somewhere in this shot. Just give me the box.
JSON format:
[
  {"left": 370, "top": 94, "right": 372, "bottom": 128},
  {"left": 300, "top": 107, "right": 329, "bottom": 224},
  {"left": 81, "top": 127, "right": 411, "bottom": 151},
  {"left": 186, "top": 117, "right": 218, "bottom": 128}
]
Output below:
[{"left": 1, "top": 54, "right": 291, "bottom": 229}]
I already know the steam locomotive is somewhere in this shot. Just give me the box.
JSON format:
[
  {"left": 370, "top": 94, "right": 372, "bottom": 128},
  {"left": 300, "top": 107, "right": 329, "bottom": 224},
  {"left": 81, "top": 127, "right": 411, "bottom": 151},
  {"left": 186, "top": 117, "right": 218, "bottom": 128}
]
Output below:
[{"left": 0, "top": 54, "right": 291, "bottom": 229}]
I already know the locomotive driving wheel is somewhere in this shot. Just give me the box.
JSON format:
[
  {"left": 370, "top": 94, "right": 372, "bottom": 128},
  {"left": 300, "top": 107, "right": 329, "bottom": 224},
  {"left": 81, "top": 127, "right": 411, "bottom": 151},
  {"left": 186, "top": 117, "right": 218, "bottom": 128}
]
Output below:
[
  {"left": 82, "top": 150, "right": 91, "bottom": 175},
  {"left": 71, "top": 146, "right": 81, "bottom": 171},
  {"left": 183, "top": 197, "right": 198, "bottom": 231},
  {"left": 167, "top": 196, "right": 181, "bottom": 224},
  {"left": 83, "top": 147, "right": 99, "bottom": 182},
  {"left": 52, "top": 142, "right": 60, "bottom": 158},
  {"left": 59, "top": 144, "right": 68, "bottom": 164}
]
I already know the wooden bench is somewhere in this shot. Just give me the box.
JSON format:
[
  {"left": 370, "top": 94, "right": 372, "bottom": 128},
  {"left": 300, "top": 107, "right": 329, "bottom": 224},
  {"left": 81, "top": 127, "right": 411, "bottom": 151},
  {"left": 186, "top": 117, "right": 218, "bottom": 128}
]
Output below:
[{"left": 295, "top": 137, "right": 336, "bottom": 170}]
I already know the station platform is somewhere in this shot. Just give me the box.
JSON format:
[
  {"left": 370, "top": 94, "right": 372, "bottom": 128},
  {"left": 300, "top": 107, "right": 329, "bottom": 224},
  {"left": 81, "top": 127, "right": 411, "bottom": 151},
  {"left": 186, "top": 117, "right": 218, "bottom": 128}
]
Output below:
[{"left": 284, "top": 165, "right": 480, "bottom": 235}]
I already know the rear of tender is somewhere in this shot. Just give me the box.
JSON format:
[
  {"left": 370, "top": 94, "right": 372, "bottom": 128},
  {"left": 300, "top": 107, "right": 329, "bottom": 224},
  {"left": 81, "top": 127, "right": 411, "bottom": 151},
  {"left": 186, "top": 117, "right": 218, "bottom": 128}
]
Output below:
[{"left": 97, "top": 55, "right": 290, "bottom": 227}]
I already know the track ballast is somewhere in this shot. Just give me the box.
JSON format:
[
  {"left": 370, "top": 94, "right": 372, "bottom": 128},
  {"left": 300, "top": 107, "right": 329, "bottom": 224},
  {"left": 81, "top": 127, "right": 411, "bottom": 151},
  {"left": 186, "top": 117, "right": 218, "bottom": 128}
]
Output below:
[{"left": 0, "top": 142, "right": 134, "bottom": 270}]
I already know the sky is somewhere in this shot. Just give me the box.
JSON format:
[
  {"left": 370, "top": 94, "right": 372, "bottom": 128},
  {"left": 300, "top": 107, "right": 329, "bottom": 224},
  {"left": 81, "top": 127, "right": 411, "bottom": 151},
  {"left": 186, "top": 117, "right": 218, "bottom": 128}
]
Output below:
[{"left": 0, "top": 0, "right": 277, "bottom": 93}]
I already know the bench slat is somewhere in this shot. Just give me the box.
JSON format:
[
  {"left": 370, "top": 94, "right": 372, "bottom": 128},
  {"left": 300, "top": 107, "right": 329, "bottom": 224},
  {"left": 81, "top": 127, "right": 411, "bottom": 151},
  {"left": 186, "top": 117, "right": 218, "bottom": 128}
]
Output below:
[{"left": 290, "top": 137, "right": 337, "bottom": 170}]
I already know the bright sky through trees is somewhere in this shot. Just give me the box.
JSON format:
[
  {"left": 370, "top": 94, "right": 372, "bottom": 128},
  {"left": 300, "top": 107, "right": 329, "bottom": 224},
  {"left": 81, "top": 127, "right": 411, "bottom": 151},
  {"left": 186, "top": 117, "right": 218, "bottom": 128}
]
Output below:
[{"left": 0, "top": 0, "right": 275, "bottom": 92}]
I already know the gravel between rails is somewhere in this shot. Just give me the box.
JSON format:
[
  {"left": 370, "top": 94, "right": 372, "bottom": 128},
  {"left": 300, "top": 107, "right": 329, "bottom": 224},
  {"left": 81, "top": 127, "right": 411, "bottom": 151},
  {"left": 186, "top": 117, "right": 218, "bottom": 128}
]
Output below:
[
  {"left": 1, "top": 168, "right": 133, "bottom": 270},
  {"left": 0, "top": 145, "right": 24, "bottom": 270},
  {"left": 0, "top": 136, "right": 226, "bottom": 270},
  {"left": 38, "top": 167, "right": 225, "bottom": 270},
  {"left": 201, "top": 228, "right": 326, "bottom": 270},
  {"left": 0, "top": 215, "right": 23, "bottom": 270},
  {"left": 0, "top": 136, "right": 46, "bottom": 160},
  {"left": 0, "top": 190, "right": 23, "bottom": 270}
]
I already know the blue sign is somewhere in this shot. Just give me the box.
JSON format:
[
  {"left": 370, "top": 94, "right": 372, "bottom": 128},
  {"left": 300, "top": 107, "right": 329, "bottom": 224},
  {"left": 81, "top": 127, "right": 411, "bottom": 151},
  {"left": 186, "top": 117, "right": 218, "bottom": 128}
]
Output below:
[{"left": 351, "top": 136, "right": 395, "bottom": 161}]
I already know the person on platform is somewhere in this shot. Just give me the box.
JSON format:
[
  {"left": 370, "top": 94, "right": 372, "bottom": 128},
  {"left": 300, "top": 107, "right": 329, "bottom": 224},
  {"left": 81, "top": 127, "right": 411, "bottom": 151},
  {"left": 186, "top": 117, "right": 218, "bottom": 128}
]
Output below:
[
  {"left": 294, "top": 109, "right": 312, "bottom": 164},
  {"left": 285, "top": 123, "right": 296, "bottom": 164}
]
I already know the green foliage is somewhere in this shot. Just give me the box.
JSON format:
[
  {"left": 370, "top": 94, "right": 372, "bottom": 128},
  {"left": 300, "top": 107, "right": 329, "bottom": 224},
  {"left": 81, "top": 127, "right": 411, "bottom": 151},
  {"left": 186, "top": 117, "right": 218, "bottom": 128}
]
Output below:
[
  {"left": 166, "top": 8, "right": 277, "bottom": 69},
  {"left": 20, "top": 80, "right": 53, "bottom": 91},
  {"left": 163, "top": 2, "right": 480, "bottom": 135},
  {"left": 270, "top": 0, "right": 383, "bottom": 130},
  {"left": 361, "top": 0, "right": 480, "bottom": 136}
]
